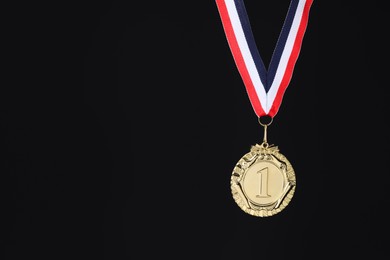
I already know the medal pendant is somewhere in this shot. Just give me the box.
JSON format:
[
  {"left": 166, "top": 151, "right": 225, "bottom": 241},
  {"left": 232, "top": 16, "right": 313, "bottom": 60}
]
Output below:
[
  {"left": 231, "top": 121, "right": 296, "bottom": 217},
  {"left": 231, "top": 143, "right": 296, "bottom": 217}
]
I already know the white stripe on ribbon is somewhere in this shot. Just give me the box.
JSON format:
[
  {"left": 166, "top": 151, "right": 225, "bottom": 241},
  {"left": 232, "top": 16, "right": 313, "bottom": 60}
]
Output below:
[
  {"left": 267, "top": 0, "right": 306, "bottom": 114},
  {"left": 224, "top": 0, "right": 268, "bottom": 111}
]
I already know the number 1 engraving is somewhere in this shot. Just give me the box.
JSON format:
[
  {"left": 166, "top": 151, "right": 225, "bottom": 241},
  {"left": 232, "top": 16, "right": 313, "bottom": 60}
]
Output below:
[{"left": 256, "top": 167, "right": 270, "bottom": 198}]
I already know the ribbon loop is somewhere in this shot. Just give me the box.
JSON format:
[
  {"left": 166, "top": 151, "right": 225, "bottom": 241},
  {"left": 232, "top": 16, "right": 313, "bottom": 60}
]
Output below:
[{"left": 216, "top": 0, "right": 313, "bottom": 117}]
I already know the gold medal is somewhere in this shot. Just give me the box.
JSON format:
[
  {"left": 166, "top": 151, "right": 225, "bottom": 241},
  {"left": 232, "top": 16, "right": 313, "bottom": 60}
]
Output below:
[
  {"left": 230, "top": 118, "right": 296, "bottom": 217},
  {"left": 215, "top": 0, "right": 313, "bottom": 217}
]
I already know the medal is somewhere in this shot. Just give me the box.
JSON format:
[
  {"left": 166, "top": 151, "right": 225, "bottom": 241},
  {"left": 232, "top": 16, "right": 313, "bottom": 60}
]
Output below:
[{"left": 215, "top": 0, "right": 313, "bottom": 216}]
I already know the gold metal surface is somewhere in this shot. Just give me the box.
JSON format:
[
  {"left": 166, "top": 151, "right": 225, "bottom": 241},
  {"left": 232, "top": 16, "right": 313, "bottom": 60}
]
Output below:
[{"left": 231, "top": 143, "right": 296, "bottom": 217}]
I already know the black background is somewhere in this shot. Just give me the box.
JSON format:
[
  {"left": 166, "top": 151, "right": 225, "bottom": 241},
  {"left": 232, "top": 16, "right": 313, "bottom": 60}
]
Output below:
[{"left": 2, "top": 0, "right": 389, "bottom": 259}]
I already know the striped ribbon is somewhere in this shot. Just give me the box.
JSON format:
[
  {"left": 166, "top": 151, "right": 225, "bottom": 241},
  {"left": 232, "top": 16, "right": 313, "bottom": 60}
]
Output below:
[{"left": 215, "top": 0, "right": 313, "bottom": 117}]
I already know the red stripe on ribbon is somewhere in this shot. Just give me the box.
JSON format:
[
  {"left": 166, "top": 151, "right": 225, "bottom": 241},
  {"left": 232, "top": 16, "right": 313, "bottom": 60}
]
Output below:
[
  {"left": 216, "top": 0, "right": 266, "bottom": 116},
  {"left": 269, "top": 0, "right": 313, "bottom": 117}
]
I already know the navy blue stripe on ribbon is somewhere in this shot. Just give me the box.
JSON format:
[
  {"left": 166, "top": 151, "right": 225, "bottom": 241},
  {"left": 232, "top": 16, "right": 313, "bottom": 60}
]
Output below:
[
  {"left": 234, "top": 0, "right": 298, "bottom": 93},
  {"left": 234, "top": 0, "right": 267, "bottom": 88},
  {"left": 267, "top": 0, "right": 299, "bottom": 90}
]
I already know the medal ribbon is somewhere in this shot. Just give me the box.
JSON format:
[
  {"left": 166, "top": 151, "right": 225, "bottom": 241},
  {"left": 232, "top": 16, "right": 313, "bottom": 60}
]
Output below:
[{"left": 215, "top": 0, "right": 313, "bottom": 117}]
